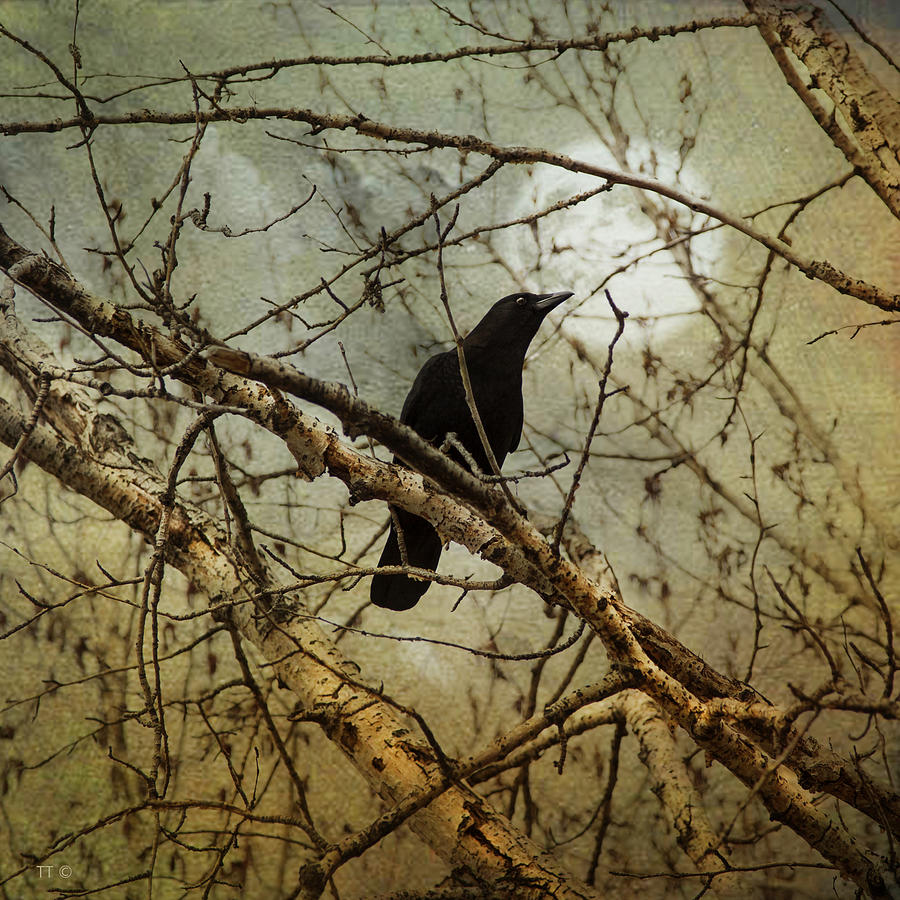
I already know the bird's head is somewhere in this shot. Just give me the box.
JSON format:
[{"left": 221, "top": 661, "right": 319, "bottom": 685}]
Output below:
[
  {"left": 464, "top": 291, "right": 573, "bottom": 350},
  {"left": 499, "top": 290, "right": 574, "bottom": 316}
]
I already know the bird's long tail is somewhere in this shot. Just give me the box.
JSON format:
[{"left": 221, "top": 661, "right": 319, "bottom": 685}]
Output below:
[{"left": 370, "top": 506, "right": 442, "bottom": 610}]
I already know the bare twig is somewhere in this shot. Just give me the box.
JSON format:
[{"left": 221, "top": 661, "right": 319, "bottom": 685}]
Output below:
[
  {"left": 432, "top": 202, "right": 525, "bottom": 514},
  {"left": 552, "top": 290, "right": 627, "bottom": 551}
]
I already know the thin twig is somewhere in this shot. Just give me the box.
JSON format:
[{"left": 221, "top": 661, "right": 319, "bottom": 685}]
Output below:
[
  {"left": 432, "top": 202, "right": 525, "bottom": 514},
  {"left": 552, "top": 290, "right": 627, "bottom": 551},
  {"left": 856, "top": 548, "right": 896, "bottom": 699}
]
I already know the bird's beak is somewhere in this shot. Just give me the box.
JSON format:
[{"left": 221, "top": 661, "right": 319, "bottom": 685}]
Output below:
[{"left": 533, "top": 291, "right": 574, "bottom": 312}]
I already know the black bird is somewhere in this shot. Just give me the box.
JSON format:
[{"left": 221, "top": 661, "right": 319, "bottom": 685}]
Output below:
[{"left": 371, "top": 290, "right": 573, "bottom": 611}]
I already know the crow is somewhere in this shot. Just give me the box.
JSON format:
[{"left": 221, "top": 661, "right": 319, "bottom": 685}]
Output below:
[{"left": 371, "top": 290, "right": 572, "bottom": 610}]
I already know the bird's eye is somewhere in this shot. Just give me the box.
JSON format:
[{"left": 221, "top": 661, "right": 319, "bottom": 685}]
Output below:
[{"left": 515, "top": 296, "right": 527, "bottom": 306}]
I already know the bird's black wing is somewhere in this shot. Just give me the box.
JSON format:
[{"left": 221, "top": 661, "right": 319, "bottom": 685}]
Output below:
[
  {"left": 506, "top": 403, "right": 524, "bottom": 458},
  {"left": 398, "top": 349, "right": 463, "bottom": 443},
  {"left": 371, "top": 351, "right": 459, "bottom": 611}
]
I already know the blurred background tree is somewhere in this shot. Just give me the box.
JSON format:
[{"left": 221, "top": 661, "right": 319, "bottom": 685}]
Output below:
[{"left": 1, "top": 2, "right": 898, "bottom": 897}]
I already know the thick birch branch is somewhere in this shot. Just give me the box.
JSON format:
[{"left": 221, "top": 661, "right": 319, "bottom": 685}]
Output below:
[
  {"left": 562, "top": 517, "right": 900, "bottom": 843},
  {"left": 745, "top": 0, "right": 900, "bottom": 219},
  {"left": 617, "top": 693, "right": 737, "bottom": 894},
  {"left": 0, "top": 374, "right": 603, "bottom": 899},
  {"left": 0, "top": 227, "right": 893, "bottom": 896}
]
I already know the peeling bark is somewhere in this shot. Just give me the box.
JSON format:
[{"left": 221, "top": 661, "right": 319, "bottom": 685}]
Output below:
[
  {"left": 745, "top": 0, "right": 900, "bottom": 220},
  {"left": 1, "top": 226, "right": 894, "bottom": 896}
]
